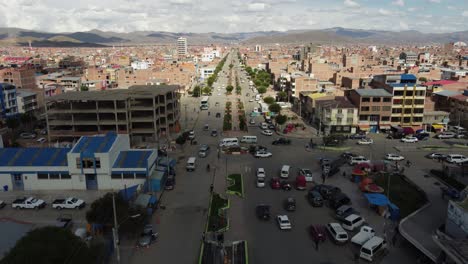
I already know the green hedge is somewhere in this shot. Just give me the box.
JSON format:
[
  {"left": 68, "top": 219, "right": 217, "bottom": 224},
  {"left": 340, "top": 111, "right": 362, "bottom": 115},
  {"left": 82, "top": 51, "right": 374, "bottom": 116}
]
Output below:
[
  {"left": 227, "top": 174, "right": 244, "bottom": 197},
  {"left": 207, "top": 193, "right": 229, "bottom": 232}
]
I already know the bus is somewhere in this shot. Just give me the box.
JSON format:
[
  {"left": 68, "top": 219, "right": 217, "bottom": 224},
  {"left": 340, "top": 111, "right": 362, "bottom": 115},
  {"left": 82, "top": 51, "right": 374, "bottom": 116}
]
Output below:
[{"left": 200, "top": 96, "right": 209, "bottom": 110}]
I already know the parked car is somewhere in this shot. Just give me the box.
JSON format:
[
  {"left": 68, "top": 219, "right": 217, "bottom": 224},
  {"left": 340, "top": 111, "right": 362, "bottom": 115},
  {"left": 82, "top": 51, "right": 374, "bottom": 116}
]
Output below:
[
  {"left": 198, "top": 144, "right": 210, "bottom": 158},
  {"left": 165, "top": 175, "right": 175, "bottom": 190},
  {"left": 260, "top": 122, "right": 268, "bottom": 130},
  {"left": 426, "top": 153, "right": 446, "bottom": 160},
  {"left": 401, "top": 137, "right": 418, "bottom": 143},
  {"left": 307, "top": 190, "right": 324, "bottom": 207},
  {"left": 446, "top": 154, "right": 468, "bottom": 164},
  {"left": 277, "top": 215, "right": 292, "bottom": 230},
  {"left": 256, "top": 204, "right": 270, "bottom": 220},
  {"left": 309, "top": 224, "right": 327, "bottom": 242},
  {"left": 436, "top": 132, "right": 456, "bottom": 139},
  {"left": 52, "top": 197, "right": 85, "bottom": 210},
  {"left": 335, "top": 205, "right": 360, "bottom": 221},
  {"left": 349, "top": 133, "right": 366, "bottom": 140},
  {"left": 415, "top": 133, "right": 430, "bottom": 140},
  {"left": 188, "top": 130, "right": 195, "bottom": 140},
  {"left": 298, "top": 168, "right": 313, "bottom": 182},
  {"left": 270, "top": 177, "right": 281, "bottom": 189},
  {"left": 349, "top": 156, "right": 370, "bottom": 165},
  {"left": 254, "top": 150, "right": 272, "bottom": 158},
  {"left": 385, "top": 153, "right": 405, "bottom": 161},
  {"left": 341, "top": 214, "right": 365, "bottom": 231},
  {"left": 261, "top": 129, "right": 273, "bottom": 136},
  {"left": 295, "top": 175, "right": 307, "bottom": 190},
  {"left": 36, "top": 137, "right": 46, "bottom": 143},
  {"left": 211, "top": 129, "right": 218, "bottom": 137},
  {"left": 281, "top": 180, "right": 292, "bottom": 191},
  {"left": 249, "top": 119, "right": 255, "bottom": 124},
  {"left": 20, "top": 132, "right": 36, "bottom": 139},
  {"left": 357, "top": 138, "right": 373, "bottom": 145},
  {"left": 284, "top": 197, "right": 296, "bottom": 211},
  {"left": 326, "top": 223, "right": 349, "bottom": 244},
  {"left": 203, "top": 124, "right": 209, "bottom": 131},
  {"left": 312, "top": 185, "right": 341, "bottom": 200},
  {"left": 351, "top": 226, "right": 376, "bottom": 246},
  {"left": 272, "top": 138, "right": 291, "bottom": 145},
  {"left": 137, "top": 225, "right": 158, "bottom": 248},
  {"left": 12, "top": 197, "right": 46, "bottom": 210},
  {"left": 329, "top": 193, "right": 351, "bottom": 210},
  {"left": 249, "top": 145, "right": 267, "bottom": 154}
]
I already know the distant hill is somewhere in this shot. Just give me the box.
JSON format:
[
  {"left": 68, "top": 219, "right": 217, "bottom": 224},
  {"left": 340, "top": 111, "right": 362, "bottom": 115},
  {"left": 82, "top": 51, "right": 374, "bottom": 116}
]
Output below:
[{"left": 0, "top": 27, "right": 466, "bottom": 46}]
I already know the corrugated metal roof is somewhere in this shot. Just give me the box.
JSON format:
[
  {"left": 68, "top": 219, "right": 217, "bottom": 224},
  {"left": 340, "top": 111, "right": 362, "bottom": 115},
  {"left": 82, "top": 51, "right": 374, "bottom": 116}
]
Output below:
[
  {"left": 113, "top": 150, "right": 153, "bottom": 168},
  {"left": 433, "top": 90, "right": 461, "bottom": 97},
  {"left": 0, "top": 148, "right": 70, "bottom": 167},
  {"left": 355, "top": 89, "right": 392, "bottom": 97}
]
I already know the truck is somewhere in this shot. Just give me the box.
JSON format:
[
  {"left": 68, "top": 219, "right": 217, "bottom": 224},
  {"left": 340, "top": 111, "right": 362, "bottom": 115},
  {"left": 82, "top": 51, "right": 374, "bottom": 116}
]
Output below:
[
  {"left": 52, "top": 197, "right": 85, "bottom": 210},
  {"left": 12, "top": 197, "right": 46, "bottom": 210},
  {"left": 351, "top": 226, "right": 376, "bottom": 246}
]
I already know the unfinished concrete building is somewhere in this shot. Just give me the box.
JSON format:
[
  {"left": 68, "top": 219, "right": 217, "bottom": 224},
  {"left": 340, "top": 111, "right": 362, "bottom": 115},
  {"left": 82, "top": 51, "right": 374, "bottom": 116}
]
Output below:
[{"left": 45, "top": 85, "right": 180, "bottom": 144}]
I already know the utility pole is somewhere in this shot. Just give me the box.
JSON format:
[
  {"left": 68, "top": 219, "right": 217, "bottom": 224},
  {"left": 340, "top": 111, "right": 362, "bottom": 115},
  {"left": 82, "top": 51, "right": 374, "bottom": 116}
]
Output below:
[
  {"left": 185, "top": 104, "right": 188, "bottom": 130},
  {"left": 112, "top": 193, "right": 121, "bottom": 264}
]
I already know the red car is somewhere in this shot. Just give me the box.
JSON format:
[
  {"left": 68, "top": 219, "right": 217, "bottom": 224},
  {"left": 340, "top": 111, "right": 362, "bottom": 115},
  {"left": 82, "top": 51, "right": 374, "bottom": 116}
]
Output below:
[
  {"left": 270, "top": 177, "right": 281, "bottom": 189},
  {"left": 309, "top": 224, "right": 327, "bottom": 242}
]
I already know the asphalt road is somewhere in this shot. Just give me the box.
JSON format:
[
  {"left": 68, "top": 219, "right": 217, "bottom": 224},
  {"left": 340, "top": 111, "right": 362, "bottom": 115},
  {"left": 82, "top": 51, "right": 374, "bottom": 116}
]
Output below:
[{"left": 124, "top": 50, "right": 468, "bottom": 264}]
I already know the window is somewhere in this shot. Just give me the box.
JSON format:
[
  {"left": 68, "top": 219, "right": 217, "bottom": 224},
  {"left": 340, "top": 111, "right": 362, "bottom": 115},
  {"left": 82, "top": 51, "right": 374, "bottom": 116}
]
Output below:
[
  {"left": 347, "top": 109, "right": 354, "bottom": 114},
  {"left": 414, "top": 108, "right": 424, "bottom": 113},
  {"left": 359, "top": 115, "right": 368, "bottom": 121},
  {"left": 391, "top": 117, "right": 401, "bottom": 122},
  {"left": 61, "top": 173, "right": 71, "bottom": 179},
  {"left": 404, "top": 99, "right": 413, "bottom": 105},
  {"left": 382, "top": 106, "right": 392, "bottom": 111},
  {"left": 362, "top": 97, "right": 370, "bottom": 102},
  {"left": 361, "top": 106, "right": 370, "bottom": 111},
  {"left": 371, "top": 106, "right": 380, "bottom": 111},
  {"left": 394, "top": 91, "right": 404, "bottom": 96},
  {"left": 49, "top": 173, "right": 60, "bottom": 179},
  {"left": 38, "top": 173, "right": 48, "bottom": 179},
  {"left": 343, "top": 126, "right": 350, "bottom": 131},
  {"left": 383, "top": 98, "right": 391, "bottom": 102},
  {"left": 111, "top": 173, "right": 122, "bottom": 179},
  {"left": 372, "top": 97, "right": 381, "bottom": 102},
  {"left": 95, "top": 158, "right": 101, "bottom": 169},
  {"left": 136, "top": 174, "right": 147, "bottom": 179},
  {"left": 404, "top": 108, "right": 412, "bottom": 114},
  {"left": 123, "top": 173, "right": 135, "bottom": 179},
  {"left": 413, "top": 117, "right": 423, "bottom": 122},
  {"left": 335, "top": 126, "right": 342, "bottom": 131},
  {"left": 381, "top": 116, "right": 390, "bottom": 121},
  {"left": 393, "top": 99, "right": 402, "bottom": 105},
  {"left": 405, "top": 91, "right": 413, "bottom": 96},
  {"left": 392, "top": 108, "right": 402, "bottom": 114},
  {"left": 76, "top": 158, "right": 81, "bottom": 169},
  {"left": 403, "top": 117, "right": 411, "bottom": 123},
  {"left": 414, "top": 99, "right": 424, "bottom": 105},
  {"left": 415, "top": 90, "right": 425, "bottom": 96},
  {"left": 337, "top": 109, "right": 342, "bottom": 114},
  {"left": 347, "top": 117, "right": 354, "bottom": 123},
  {"left": 336, "top": 118, "right": 342, "bottom": 124}
]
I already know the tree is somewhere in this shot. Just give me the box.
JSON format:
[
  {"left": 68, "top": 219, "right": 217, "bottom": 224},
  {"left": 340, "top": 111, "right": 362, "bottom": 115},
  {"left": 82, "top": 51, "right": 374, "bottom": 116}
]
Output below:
[
  {"left": 229, "top": 64, "right": 234, "bottom": 69},
  {"left": 257, "top": 86, "right": 267, "bottom": 94},
  {"left": 86, "top": 192, "right": 145, "bottom": 235},
  {"left": 192, "top": 86, "right": 201, "bottom": 97},
  {"left": 80, "top": 84, "right": 89, "bottom": 91},
  {"left": 277, "top": 91, "right": 288, "bottom": 101},
  {"left": 263, "top": 96, "right": 275, "bottom": 105},
  {"left": 269, "top": 103, "right": 281, "bottom": 114},
  {"left": 275, "top": 114, "right": 287, "bottom": 125},
  {"left": 226, "top": 85, "right": 234, "bottom": 93},
  {"left": 2, "top": 226, "right": 105, "bottom": 264},
  {"left": 418, "top": 77, "right": 427, "bottom": 82},
  {"left": 202, "top": 87, "right": 212, "bottom": 95}
]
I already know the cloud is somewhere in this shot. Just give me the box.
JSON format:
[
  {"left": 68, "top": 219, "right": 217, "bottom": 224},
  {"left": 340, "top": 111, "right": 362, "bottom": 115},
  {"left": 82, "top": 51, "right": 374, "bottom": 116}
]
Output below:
[
  {"left": 247, "top": 3, "right": 267, "bottom": 12},
  {"left": 344, "top": 0, "right": 360, "bottom": 8},
  {"left": 378, "top": 8, "right": 392, "bottom": 15},
  {"left": 399, "top": 21, "right": 409, "bottom": 30},
  {"left": 428, "top": 0, "right": 441, "bottom": 3},
  {"left": 463, "top": 11, "right": 468, "bottom": 17},
  {"left": 392, "top": 0, "right": 404, "bottom": 7}
]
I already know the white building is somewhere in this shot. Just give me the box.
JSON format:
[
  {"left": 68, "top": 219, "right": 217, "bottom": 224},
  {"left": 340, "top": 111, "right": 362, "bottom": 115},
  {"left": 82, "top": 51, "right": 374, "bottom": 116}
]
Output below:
[
  {"left": 200, "top": 67, "right": 215, "bottom": 79},
  {"left": 177, "top": 37, "right": 188, "bottom": 57},
  {"left": 255, "top": 45, "right": 262, "bottom": 52},
  {"left": 131, "top": 61, "right": 150, "bottom": 70},
  {"left": 0, "top": 133, "right": 167, "bottom": 191},
  {"left": 16, "top": 90, "right": 38, "bottom": 114}
]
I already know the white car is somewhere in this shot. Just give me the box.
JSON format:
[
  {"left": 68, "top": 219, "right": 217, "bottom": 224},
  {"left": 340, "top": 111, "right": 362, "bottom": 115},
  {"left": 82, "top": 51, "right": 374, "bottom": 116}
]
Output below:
[
  {"left": 385, "top": 153, "right": 405, "bottom": 161},
  {"left": 349, "top": 156, "right": 371, "bottom": 165},
  {"left": 249, "top": 99, "right": 254, "bottom": 102},
  {"left": 401, "top": 137, "right": 418, "bottom": 143},
  {"left": 277, "top": 215, "right": 292, "bottom": 230},
  {"left": 256, "top": 177, "right": 266, "bottom": 188},
  {"left": 260, "top": 122, "right": 268, "bottom": 130},
  {"left": 437, "top": 132, "right": 456, "bottom": 139},
  {"left": 357, "top": 138, "right": 373, "bottom": 145},
  {"left": 249, "top": 119, "right": 255, "bottom": 124},
  {"left": 261, "top": 130, "right": 273, "bottom": 136},
  {"left": 255, "top": 150, "right": 272, "bottom": 158},
  {"left": 217, "top": 93, "right": 221, "bottom": 96},
  {"left": 36, "top": 137, "right": 46, "bottom": 143},
  {"left": 257, "top": 168, "right": 266, "bottom": 178}
]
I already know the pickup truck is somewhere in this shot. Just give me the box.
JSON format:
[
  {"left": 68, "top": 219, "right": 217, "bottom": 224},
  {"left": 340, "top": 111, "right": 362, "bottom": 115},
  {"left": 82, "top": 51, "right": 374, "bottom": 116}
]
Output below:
[
  {"left": 12, "top": 197, "right": 46, "bottom": 210},
  {"left": 52, "top": 197, "right": 85, "bottom": 210},
  {"left": 351, "top": 226, "right": 375, "bottom": 246}
]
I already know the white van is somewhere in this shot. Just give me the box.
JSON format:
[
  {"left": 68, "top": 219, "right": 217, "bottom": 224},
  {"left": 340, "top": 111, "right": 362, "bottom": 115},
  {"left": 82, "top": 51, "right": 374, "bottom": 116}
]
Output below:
[
  {"left": 280, "top": 165, "right": 290, "bottom": 179},
  {"left": 446, "top": 154, "right": 468, "bottom": 164},
  {"left": 219, "top": 138, "right": 239, "bottom": 147},
  {"left": 186, "top": 157, "right": 196, "bottom": 171},
  {"left": 326, "top": 223, "right": 349, "bottom": 244},
  {"left": 341, "top": 214, "right": 365, "bottom": 231},
  {"left": 360, "top": 236, "right": 387, "bottom": 262},
  {"left": 241, "top": 135, "right": 257, "bottom": 144}
]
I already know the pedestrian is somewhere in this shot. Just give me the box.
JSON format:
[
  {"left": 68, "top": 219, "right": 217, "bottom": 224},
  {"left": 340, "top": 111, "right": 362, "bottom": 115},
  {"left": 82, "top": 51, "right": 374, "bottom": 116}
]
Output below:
[
  {"left": 342, "top": 171, "right": 346, "bottom": 178},
  {"left": 210, "top": 184, "right": 214, "bottom": 193}
]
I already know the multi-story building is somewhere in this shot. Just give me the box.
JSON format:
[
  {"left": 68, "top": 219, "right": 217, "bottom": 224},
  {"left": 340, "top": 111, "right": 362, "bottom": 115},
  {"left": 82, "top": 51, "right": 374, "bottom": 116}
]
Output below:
[
  {"left": 200, "top": 67, "right": 215, "bottom": 80},
  {"left": 255, "top": 45, "right": 262, "bottom": 52},
  {"left": 16, "top": 90, "right": 38, "bottom": 114},
  {"left": 372, "top": 74, "right": 426, "bottom": 128},
  {"left": 177, "top": 37, "right": 188, "bottom": 57},
  {"left": 315, "top": 96, "right": 358, "bottom": 134},
  {"left": 291, "top": 74, "right": 318, "bottom": 98},
  {"left": 45, "top": 85, "right": 180, "bottom": 144},
  {"left": 0, "top": 67, "right": 36, "bottom": 89},
  {"left": 347, "top": 89, "right": 393, "bottom": 133},
  {"left": 0, "top": 83, "right": 18, "bottom": 119},
  {"left": 399, "top": 52, "right": 418, "bottom": 66}
]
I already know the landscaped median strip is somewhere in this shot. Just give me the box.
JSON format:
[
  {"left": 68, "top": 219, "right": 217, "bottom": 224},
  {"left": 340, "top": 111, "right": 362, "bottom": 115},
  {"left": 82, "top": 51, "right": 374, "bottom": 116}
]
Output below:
[
  {"left": 206, "top": 193, "right": 230, "bottom": 232},
  {"left": 226, "top": 173, "right": 244, "bottom": 197},
  {"left": 317, "top": 146, "right": 351, "bottom": 151}
]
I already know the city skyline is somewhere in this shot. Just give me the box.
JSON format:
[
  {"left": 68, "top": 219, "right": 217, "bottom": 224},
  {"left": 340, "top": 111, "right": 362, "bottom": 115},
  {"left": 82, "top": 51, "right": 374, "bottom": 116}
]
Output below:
[{"left": 0, "top": 0, "right": 466, "bottom": 34}]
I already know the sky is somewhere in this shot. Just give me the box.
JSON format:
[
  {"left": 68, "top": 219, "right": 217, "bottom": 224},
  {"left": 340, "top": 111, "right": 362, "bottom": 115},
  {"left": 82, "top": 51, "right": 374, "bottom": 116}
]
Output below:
[{"left": 0, "top": 0, "right": 466, "bottom": 33}]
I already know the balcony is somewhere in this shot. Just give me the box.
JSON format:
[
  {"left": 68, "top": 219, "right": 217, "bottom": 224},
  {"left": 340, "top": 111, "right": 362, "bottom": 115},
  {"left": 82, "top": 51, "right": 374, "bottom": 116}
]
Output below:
[
  {"left": 131, "top": 128, "right": 154, "bottom": 134},
  {"left": 131, "top": 117, "right": 154, "bottom": 122}
]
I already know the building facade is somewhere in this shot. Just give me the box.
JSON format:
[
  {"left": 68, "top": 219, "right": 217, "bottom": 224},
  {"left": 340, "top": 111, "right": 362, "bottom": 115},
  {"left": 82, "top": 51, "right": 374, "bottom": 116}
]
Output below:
[
  {"left": 0, "top": 67, "right": 36, "bottom": 90},
  {"left": 177, "top": 37, "right": 188, "bottom": 57},
  {"left": 16, "top": 90, "right": 38, "bottom": 114},
  {"left": 315, "top": 96, "right": 358, "bottom": 134},
  {"left": 45, "top": 85, "right": 180, "bottom": 144},
  {"left": 0, "top": 83, "right": 18, "bottom": 119}
]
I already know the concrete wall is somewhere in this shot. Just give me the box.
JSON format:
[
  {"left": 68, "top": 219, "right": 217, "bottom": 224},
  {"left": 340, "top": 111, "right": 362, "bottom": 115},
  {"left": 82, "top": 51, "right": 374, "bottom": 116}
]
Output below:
[
  {"left": 98, "top": 174, "right": 146, "bottom": 190},
  {"left": 0, "top": 174, "right": 12, "bottom": 191},
  {"left": 23, "top": 174, "right": 86, "bottom": 190}
]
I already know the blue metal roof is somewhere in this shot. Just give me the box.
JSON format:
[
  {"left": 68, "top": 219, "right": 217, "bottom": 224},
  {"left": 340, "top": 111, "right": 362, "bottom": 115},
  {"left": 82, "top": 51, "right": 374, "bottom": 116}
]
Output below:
[
  {"left": 113, "top": 150, "right": 152, "bottom": 169},
  {"left": 72, "top": 132, "right": 117, "bottom": 155},
  {"left": 364, "top": 193, "right": 390, "bottom": 206},
  {"left": 400, "top": 74, "right": 417, "bottom": 81},
  {"left": 0, "top": 148, "right": 71, "bottom": 167}
]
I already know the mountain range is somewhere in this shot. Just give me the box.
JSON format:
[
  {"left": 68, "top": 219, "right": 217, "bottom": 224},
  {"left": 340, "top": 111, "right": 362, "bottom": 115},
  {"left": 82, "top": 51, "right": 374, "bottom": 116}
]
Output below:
[{"left": 0, "top": 27, "right": 466, "bottom": 47}]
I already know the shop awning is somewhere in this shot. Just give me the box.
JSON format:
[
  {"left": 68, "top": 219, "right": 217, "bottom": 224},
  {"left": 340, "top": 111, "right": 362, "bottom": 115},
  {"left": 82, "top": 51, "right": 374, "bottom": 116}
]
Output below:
[
  {"left": 364, "top": 193, "right": 390, "bottom": 206},
  {"left": 379, "top": 125, "right": 391, "bottom": 130},
  {"left": 358, "top": 124, "right": 370, "bottom": 131},
  {"left": 432, "top": 124, "right": 444, "bottom": 129},
  {"left": 402, "top": 127, "right": 414, "bottom": 135}
]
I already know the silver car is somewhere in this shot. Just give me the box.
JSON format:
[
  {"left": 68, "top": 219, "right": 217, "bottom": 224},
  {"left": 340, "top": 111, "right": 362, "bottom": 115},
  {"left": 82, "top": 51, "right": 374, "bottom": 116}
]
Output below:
[{"left": 199, "top": 144, "right": 210, "bottom": 158}]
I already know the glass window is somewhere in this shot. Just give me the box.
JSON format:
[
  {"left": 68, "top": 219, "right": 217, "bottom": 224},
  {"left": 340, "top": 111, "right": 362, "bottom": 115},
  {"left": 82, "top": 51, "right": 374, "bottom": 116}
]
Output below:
[
  {"left": 361, "top": 106, "right": 370, "bottom": 111},
  {"left": 123, "top": 173, "right": 135, "bottom": 179},
  {"left": 347, "top": 118, "right": 353, "bottom": 123},
  {"left": 371, "top": 106, "right": 380, "bottom": 111},
  {"left": 391, "top": 117, "right": 401, "bottom": 122},
  {"left": 414, "top": 99, "right": 425, "bottom": 105},
  {"left": 382, "top": 106, "right": 392, "bottom": 111},
  {"left": 359, "top": 115, "right": 368, "bottom": 121},
  {"left": 347, "top": 109, "right": 354, "bottom": 114},
  {"left": 49, "top": 173, "right": 60, "bottom": 179},
  {"left": 394, "top": 91, "right": 404, "bottom": 96},
  {"left": 372, "top": 97, "right": 381, "bottom": 102},
  {"left": 403, "top": 117, "right": 411, "bottom": 123},
  {"left": 404, "top": 108, "right": 412, "bottom": 114},
  {"left": 413, "top": 117, "right": 423, "bottom": 122},
  {"left": 61, "top": 173, "right": 71, "bottom": 179},
  {"left": 383, "top": 97, "right": 391, "bottom": 102},
  {"left": 381, "top": 116, "right": 390, "bottom": 121},
  {"left": 76, "top": 158, "right": 81, "bottom": 169},
  {"left": 337, "top": 109, "right": 342, "bottom": 114},
  {"left": 335, "top": 126, "right": 342, "bottom": 131},
  {"left": 111, "top": 173, "right": 122, "bottom": 179},
  {"left": 38, "top": 173, "right": 49, "bottom": 179},
  {"left": 404, "top": 99, "right": 413, "bottom": 105},
  {"left": 336, "top": 118, "right": 342, "bottom": 123},
  {"left": 405, "top": 91, "right": 413, "bottom": 96},
  {"left": 362, "top": 97, "right": 370, "bottom": 102},
  {"left": 95, "top": 158, "right": 101, "bottom": 169},
  {"left": 414, "top": 108, "right": 424, "bottom": 113},
  {"left": 343, "top": 126, "right": 350, "bottom": 131},
  {"left": 393, "top": 99, "right": 402, "bottom": 105},
  {"left": 392, "top": 108, "right": 402, "bottom": 114}
]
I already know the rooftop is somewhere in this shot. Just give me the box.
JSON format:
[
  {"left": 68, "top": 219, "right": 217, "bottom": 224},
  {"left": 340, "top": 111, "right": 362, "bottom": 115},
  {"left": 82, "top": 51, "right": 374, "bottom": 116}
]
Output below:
[
  {"left": 355, "top": 89, "right": 392, "bottom": 97},
  {"left": 423, "top": 80, "right": 458, "bottom": 86},
  {"left": 434, "top": 90, "right": 461, "bottom": 97},
  {"left": 72, "top": 132, "right": 117, "bottom": 155},
  {"left": 0, "top": 148, "right": 70, "bottom": 167},
  {"left": 113, "top": 150, "right": 152, "bottom": 168},
  {"left": 46, "top": 84, "right": 179, "bottom": 101},
  {"left": 317, "top": 96, "right": 356, "bottom": 109}
]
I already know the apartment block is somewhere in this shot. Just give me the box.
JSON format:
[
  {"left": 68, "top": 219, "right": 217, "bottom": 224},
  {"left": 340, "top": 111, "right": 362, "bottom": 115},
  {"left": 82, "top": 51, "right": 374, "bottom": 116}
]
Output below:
[
  {"left": 177, "top": 37, "right": 188, "bottom": 57},
  {"left": 16, "top": 90, "right": 38, "bottom": 114},
  {"left": 0, "top": 67, "right": 36, "bottom": 89},
  {"left": 347, "top": 89, "right": 393, "bottom": 132},
  {"left": 292, "top": 75, "right": 318, "bottom": 98},
  {"left": 45, "top": 85, "right": 180, "bottom": 144},
  {"left": 315, "top": 96, "right": 358, "bottom": 134},
  {"left": 0, "top": 83, "right": 18, "bottom": 118},
  {"left": 399, "top": 52, "right": 418, "bottom": 66}
]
